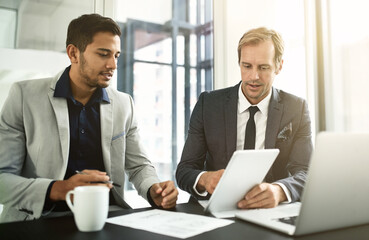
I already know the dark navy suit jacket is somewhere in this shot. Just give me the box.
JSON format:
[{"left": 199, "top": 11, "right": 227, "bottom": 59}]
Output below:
[{"left": 176, "top": 82, "right": 313, "bottom": 201}]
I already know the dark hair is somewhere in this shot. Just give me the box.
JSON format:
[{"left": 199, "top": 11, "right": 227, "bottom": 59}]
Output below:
[{"left": 66, "top": 13, "right": 121, "bottom": 52}]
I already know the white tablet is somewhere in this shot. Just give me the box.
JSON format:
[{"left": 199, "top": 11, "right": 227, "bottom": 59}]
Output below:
[{"left": 204, "top": 149, "right": 279, "bottom": 217}]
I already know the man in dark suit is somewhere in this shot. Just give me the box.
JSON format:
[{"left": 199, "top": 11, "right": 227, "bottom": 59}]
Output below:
[{"left": 176, "top": 27, "right": 313, "bottom": 209}]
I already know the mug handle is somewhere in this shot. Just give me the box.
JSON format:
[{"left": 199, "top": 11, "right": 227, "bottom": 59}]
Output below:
[{"left": 65, "top": 190, "right": 75, "bottom": 213}]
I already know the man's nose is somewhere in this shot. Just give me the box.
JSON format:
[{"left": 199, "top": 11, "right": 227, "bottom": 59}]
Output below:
[
  {"left": 106, "top": 56, "right": 117, "bottom": 70},
  {"left": 249, "top": 68, "right": 259, "bottom": 79}
]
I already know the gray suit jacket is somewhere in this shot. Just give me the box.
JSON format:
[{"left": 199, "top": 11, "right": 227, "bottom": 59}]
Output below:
[
  {"left": 176, "top": 82, "right": 313, "bottom": 201},
  {"left": 0, "top": 71, "right": 160, "bottom": 223}
]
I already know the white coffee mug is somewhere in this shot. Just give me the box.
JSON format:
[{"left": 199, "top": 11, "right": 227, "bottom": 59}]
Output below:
[{"left": 66, "top": 186, "right": 109, "bottom": 232}]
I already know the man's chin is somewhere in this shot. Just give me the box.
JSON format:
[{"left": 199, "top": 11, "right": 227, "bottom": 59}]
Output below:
[
  {"left": 245, "top": 92, "right": 266, "bottom": 104},
  {"left": 98, "top": 81, "right": 110, "bottom": 88}
]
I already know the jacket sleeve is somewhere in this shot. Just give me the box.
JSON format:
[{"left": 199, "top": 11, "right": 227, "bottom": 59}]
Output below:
[
  {"left": 275, "top": 99, "right": 313, "bottom": 201},
  {"left": 176, "top": 92, "right": 208, "bottom": 198},
  {"left": 0, "top": 83, "right": 52, "bottom": 222}
]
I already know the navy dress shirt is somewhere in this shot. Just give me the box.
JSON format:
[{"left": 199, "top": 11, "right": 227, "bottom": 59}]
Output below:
[
  {"left": 45, "top": 66, "right": 111, "bottom": 211},
  {"left": 43, "top": 67, "right": 156, "bottom": 212},
  {"left": 54, "top": 66, "right": 110, "bottom": 180}
]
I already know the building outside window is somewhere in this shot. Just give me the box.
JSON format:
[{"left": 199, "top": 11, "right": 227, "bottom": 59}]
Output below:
[{"left": 114, "top": 0, "right": 214, "bottom": 188}]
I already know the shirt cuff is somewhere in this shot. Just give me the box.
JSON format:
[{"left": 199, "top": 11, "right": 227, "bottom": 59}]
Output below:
[
  {"left": 193, "top": 171, "right": 208, "bottom": 197},
  {"left": 273, "top": 182, "right": 292, "bottom": 203}
]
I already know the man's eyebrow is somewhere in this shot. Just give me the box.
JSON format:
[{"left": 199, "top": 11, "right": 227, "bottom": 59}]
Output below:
[
  {"left": 259, "top": 64, "right": 271, "bottom": 67},
  {"left": 97, "top": 48, "right": 111, "bottom": 52},
  {"left": 97, "top": 48, "right": 121, "bottom": 54}
]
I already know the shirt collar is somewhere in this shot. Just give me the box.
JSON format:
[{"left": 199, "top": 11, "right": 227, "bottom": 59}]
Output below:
[
  {"left": 238, "top": 83, "right": 271, "bottom": 115},
  {"left": 54, "top": 66, "right": 110, "bottom": 104}
]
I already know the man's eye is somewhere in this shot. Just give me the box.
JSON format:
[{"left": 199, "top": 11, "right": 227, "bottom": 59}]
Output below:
[
  {"left": 260, "top": 66, "right": 269, "bottom": 70},
  {"left": 98, "top": 53, "right": 108, "bottom": 57}
]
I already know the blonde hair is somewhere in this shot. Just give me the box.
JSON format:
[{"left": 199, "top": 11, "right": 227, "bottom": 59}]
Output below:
[{"left": 237, "top": 27, "right": 284, "bottom": 69}]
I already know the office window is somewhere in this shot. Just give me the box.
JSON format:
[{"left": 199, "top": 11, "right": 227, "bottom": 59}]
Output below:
[
  {"left": 214, "top": 0, "right": 314, "bottom": 132},
  {"left": 0, "top": 0, "right": 95, "bottom": 110},
  {"left": 216, "top": 0, "right": 308, "bottom": 97},
  {"left": 320, "top": 0, "right": 369, "bottom": 132},
  {"left": 0, "top": 8, "right": 16, "bottom": 48},
  {"left": 114, "top": 0, "right": 214, "bottom": 187}
]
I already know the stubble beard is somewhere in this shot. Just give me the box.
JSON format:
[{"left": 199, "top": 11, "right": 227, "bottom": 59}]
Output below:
[
  {"left": 79, "top": 53, "right": 108, "bottom": 89},
  {"left": 242, "top": 81, "right": 269, "bottom": 104}
]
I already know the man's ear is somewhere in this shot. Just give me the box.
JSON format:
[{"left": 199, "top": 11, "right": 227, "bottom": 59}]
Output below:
[
  {"left": 66, "top": 44, "right": 79, "bottom": 64},
  {"left": 275, "top": 59, "right": 284, "bottom": 74}
]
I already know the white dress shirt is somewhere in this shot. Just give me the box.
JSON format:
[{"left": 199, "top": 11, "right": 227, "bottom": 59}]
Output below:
[{"left": 193, "top": 84, "right": 292, "bottom": 202}]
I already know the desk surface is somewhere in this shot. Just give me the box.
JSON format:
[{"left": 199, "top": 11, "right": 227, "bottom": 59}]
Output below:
[{"left": 1, "top": 201, "right": 369, "bottom": 240}]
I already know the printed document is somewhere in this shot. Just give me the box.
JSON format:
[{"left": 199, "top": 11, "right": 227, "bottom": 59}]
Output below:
[{"left": 106, "top": 209, "right": 234, "bottom": 239}]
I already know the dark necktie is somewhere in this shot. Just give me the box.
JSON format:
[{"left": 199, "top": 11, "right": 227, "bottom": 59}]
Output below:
[{"left": 244, "top": 106, "right": 259, "bottom": 149}]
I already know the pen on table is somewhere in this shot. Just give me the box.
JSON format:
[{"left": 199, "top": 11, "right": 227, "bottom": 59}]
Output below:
[{"left": 75, "top": 170, "right": 121, "bottom": 188}]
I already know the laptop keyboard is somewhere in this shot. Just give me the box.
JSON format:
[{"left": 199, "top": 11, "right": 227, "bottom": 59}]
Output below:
[{"left": 276, "top": 216, "right": 298, "bottom": 226}]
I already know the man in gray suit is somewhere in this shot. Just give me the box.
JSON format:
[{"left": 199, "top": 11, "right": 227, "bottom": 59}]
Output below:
[
  {"left": 176, "top": 27, "right": 312, "bottom": 209},
  {"left": 0, "top": 14, "right": 178, "bottom": 223}
]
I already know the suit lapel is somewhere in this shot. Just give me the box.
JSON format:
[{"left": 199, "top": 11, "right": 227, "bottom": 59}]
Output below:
[
  {"left": 48, "top": 78, "right": 69, "bottom": 175},
  {"left": 100, "top": 91, "right": 113, "bottom": 175},
  {"left": 265, "top": 88, "right": 283, "bottom": 148},
  {"left": 225, "top": 83, "right": 240, "bottom": 160}
]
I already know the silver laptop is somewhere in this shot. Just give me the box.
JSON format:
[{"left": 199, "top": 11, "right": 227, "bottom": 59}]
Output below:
[
  {"left": 236, "top": 132, "right": 369, "bottom": 236},
  {"left": 203, "top": 149, "right": 279, "bottom": 218}
]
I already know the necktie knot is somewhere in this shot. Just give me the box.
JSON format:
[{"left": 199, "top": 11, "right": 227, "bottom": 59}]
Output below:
[{"left": 248, "top": 106, "right": 259, "bottom": 117}]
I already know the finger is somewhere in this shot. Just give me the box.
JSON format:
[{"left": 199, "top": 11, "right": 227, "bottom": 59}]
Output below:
[
  {"left": 246, "top": 189, "right": 270, "bottom": 205},
  {"left": 238, "top": 189, "right": 268, "bottom": 208},
  {"left": 162, "top": 194, "right": 178, "bottom": 208},
  {"left": 77, "top": 174, "right": 110, "bottom": 184},
  {"left": 162, "top": 199, "right": 177, "bottom": 209},
  {"left": 164, "top": 193, "right": 178, "bottom": 204},
  {"left": 238, "top": 196, "right": 267, "bottom": 209},
  {"left": 207, "top": 183, "right": 217, "bottom": 194},
  {"left": 162, "top": 188, "right": 178, "bottom": 204},
  {"left": 237, "top": 199, "right": 248, "bottom": 209},
  {"left": 207, "top": 177, "right": 220, "bottom": 194},
  {"left": 160, "top": 181, "right": 175, "bottom": 197},
  {"left": 245, "top": 183, "right": 266, "bottom": 200},
  {"left": 76, "top": 178, "right": 112, "bottom": 189},
  {"left": 162, "top": 197, "right": 177, "bottom": 208},
  {"left": 160, "top": 182, "right": 178, "bottom": 206},
  {"left": 244, "top": 197, "right": 274, "bottom": 209},
  {"left": 151, "top": 183, "right": 163, "bottom": 195},
  {"left": 242, "top": 188, "right": 276, "bottom": 209},
  {"left": 82, "top": 169, "right": 107, "bottom": 175},
  {"left": 244, "top": 199, "right": 266, "bottom": 209},
  {"left": 75, "top": 172, "right": 110, "bottom": 184}
]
